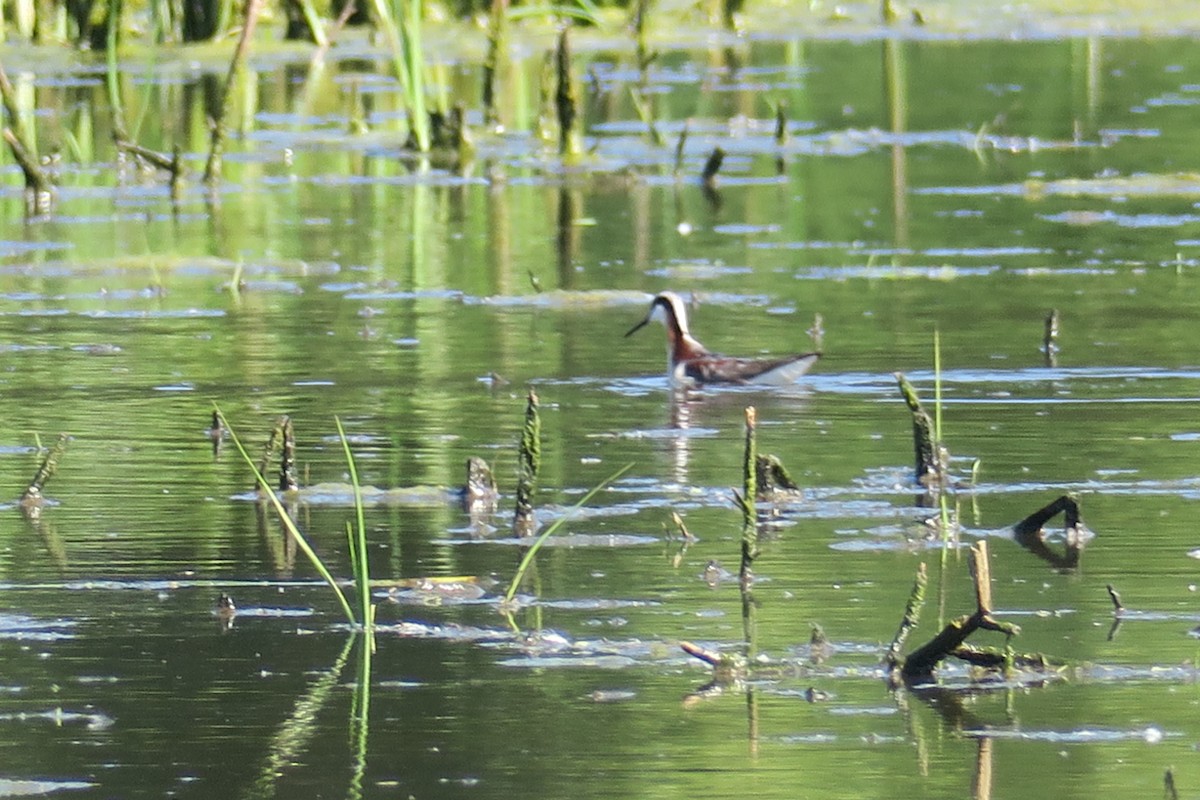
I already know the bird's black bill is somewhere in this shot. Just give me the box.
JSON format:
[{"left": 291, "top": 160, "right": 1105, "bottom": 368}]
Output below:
[{"left": 625, "top": 317, "right": 650, "bottom": 337}]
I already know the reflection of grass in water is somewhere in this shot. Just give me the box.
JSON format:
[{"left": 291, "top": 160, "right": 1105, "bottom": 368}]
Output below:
[
  {"left": 241, "top": 633, "right": 356, "bottom": 800},
  {"left": 348, "top": 632, "right": 372, "bottom": 800},
  {"left": 221, "top": 415, "right": 375, "bottom": 799},
  {"left": 503, "top": 462, "right": 634, "bottom": 606}
]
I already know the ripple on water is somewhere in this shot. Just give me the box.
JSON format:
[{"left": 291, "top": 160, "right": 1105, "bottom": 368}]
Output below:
[{"left": 0, "top": 779, "right": 97, "bottom": 796}]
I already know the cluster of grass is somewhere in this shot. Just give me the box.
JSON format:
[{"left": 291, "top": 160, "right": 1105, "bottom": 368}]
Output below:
[{"left": 217, "top": 406, "right": 374, "bottom": 630}]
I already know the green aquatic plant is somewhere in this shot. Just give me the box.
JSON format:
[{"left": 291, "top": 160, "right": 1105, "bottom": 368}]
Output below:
[
  {"left": 216, "top": 406, "right": 356, "bottom": 625},
  {"left": 368, "top": 0, "right": 429, "bottom": 152}
]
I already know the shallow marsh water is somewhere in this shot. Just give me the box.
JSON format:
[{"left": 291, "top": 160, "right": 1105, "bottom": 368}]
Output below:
[{"left": 3, "top": 21, "right": 1200, "bottom": 799}]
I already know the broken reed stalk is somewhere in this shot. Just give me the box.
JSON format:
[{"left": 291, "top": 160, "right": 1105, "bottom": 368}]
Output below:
[
  {"left": 738, "top": 406, "right": 758, "bottom": 588},
  {"left": 894, "top": 372, "right": 938, "bottom": 484},
  {"left": 215, "top": 407, "right": 355, "bottom": 624},
  {"left": 0, "top": 60, "right": 53, "bottom": 206},
  {"left": 1043, "top": 308, "right": 1060, "bottom": 367},
  {"left": 105, "top": 0, "right": 124, "bottom": 117},
  {"left": 1106, "top": 584, "right": 1124, "bottom": 614},
  {"left": 1043, "top": 308, "right": 1060, "bottom": 352},
  {"left": 933, "top": 329, "right": 943, "bottom": 443},
  {"left": 256, "top": 415, "right": 287, "bottom": 484},
  {"left": 721, "top": 0, "right": 743, "bottom": 29},
  {"left": 280, "top": 414, "right": 298, "bottom": 491},
  {"left": 20, "top": 433, "right": 68, "bottom": 506},
  {"left": 481, "top": 0, "right": 508, "bottom": 128},
  {"left": 701, "top": 146, "right": 725, "bottom": 189},
  {"left": 512, "top": 389, "right": 541, "bottom": 536},
  {"left": 900, "top": 540, "right": 1031, "bottom": 682},
  {"left": 503, "top": 463, "right": 634, "bottom": 604},
  {"left": 932, "top": 330, "right": 951, "bottom": 536},
  {"left": 0, "top": 60, "right": 37, "bottom": 159},
  {"left": 555, "top": 27, "right": 582, "bottom": 158},
  {"left": 773, "top": 101, "right": 788, "bottom": 146},
  {"left": 203, "top": 0, "right": 266, "bottom": 186}
]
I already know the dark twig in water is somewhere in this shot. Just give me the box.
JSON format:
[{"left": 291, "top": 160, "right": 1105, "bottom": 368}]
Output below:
[
  {"left": 512, "top": 389, "right": 541, "bottom": 536},
  {"left": 1043, "top": 308, "right": 1060, "bottom": 349},
  {"left": 895, "top": 541, "right": 1053, "bottom": 683},
  {"left": 0, "top": 61, "right": 53, "bottom": 211},
  {"left": 1165, "top": 768, "right": 1178, "bottom": 800},
  {"left": 773, "top": 101, "right": 788, "bottom": 146},
  {"left": 115, "top": 137, "right": 177, "bottom": 172},
  {"left": 1106, "top": 584, "right": 1124, "bottom": 614},
  {"left": 1011, "top": 493, "right": 1087, "bottom": 569},
  {"left": 114, "top": 137, "right": 185, "bottom": 201},
  {"left": 203, "top": 0, "right": 267, "bottom": 186},
  {"left": 701, "top": 146, "right": 725, "bottom": 189},
  {"left": 701, "top": 146, "right": 725, "bottom": 210},
  {"left": 1, "top": 129, "right": 52, "bottom": 212}
]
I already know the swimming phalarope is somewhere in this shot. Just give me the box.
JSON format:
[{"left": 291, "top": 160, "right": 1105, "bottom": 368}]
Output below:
[{"left": 625, "top": 291, "right": 820, "bottom": 385}]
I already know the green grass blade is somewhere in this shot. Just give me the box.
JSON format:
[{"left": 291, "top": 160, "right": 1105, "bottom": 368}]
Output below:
[
  {"left": 336, "top": 416, "right": 372, "bottom": 632},
  {"left": 507, "top": 4, "right": 602, "bottom": 24},
  {"left": 216, "top": 405, "right": 356, "bottom": 625},
  {"left": 504, "top": 462, "right": 634, "bottom": 603}
]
